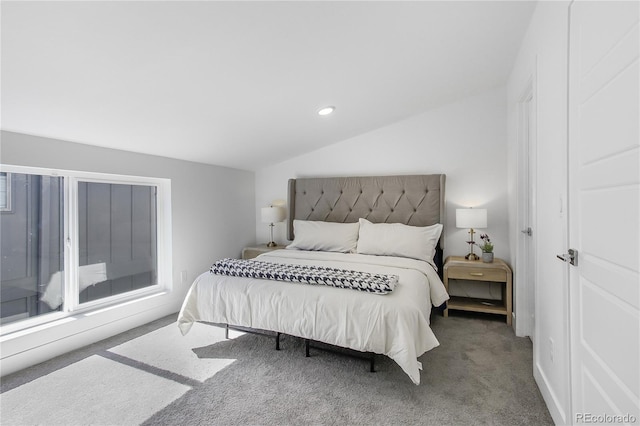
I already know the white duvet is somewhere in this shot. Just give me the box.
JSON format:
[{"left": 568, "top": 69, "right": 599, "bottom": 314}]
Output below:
[{"left": 177, "top": 250, "right": 449, "bottom": 385}]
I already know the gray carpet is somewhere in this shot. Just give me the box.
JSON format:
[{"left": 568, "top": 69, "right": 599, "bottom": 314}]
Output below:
[{"left": 1, "top": 313, "right": 553, "bottom": 425}]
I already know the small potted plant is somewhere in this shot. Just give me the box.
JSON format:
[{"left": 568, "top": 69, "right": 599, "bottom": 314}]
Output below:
[{"left": 478, "top": 233, "right": 494, "bottom": 263}]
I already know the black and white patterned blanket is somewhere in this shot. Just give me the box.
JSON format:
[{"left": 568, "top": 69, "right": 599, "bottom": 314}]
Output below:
[{"left": 210, "top": 258, "right": 397, "bottom": 294}]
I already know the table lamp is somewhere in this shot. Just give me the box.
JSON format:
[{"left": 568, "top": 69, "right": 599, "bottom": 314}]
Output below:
[
  {"left": 261, "top": 201, "right": 286, "bottom": 247},
  {"left": 456, "top": 208, "right": 487, "bottom": 260}
]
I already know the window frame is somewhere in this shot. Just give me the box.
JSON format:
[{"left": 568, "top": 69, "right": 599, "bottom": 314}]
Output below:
[
  {"left": 0, "top": 165, "right": 172, "bottom": 335},
  {"left": 0, "top": 172, "right": 12, "bottom": 212}
]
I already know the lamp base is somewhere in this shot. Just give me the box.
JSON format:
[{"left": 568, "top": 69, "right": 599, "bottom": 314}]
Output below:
[
  {"left": 266, "top": 223, "right": 277, "bottom": 248},
  {"left": 465, "top": 239, "right": 478, "bottom": 260}
]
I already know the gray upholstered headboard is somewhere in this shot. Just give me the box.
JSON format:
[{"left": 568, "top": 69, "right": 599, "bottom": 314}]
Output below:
[{"left": 287, "top": 174, "right": 446, "bottom": 251}]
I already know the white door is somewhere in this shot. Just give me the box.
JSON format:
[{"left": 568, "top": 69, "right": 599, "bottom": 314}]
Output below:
[{"left": 568, "top": 0, "right": 639, "bottom": 421}]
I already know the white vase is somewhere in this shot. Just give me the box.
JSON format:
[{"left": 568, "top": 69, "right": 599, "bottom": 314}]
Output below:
[{"left": 482, "top": 252, "right": 494, "bottom": 263}]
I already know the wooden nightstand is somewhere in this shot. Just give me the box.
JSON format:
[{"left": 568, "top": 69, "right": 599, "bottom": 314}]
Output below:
[
  {"left": 443, "top": 256, "right": 513, "bottom": 325},
  {"left": 241, "top": 244, "right": 286, "bottom": 260}
]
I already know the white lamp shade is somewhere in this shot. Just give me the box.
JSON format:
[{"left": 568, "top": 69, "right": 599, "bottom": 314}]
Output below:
[
  {"left": 261, "top": 206, "right": 286, "bottom": 224},
  {"left": 456, "top": 208, "right": 487, "bottom": 229}
]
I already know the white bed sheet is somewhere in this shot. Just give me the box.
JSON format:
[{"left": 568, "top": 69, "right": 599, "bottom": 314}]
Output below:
[{"left": 177, "top": 249, "right": 449, "bottom": 384}]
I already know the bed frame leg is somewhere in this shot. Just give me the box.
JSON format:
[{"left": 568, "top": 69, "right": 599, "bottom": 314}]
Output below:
[
  {"left": 305, "top": 339, "right": 310, "bottom": 357},
  {"left": 370, "top": 354, "right": 375, "bottom": 373},
  {"left": 276, "top": 332, "right": 281, "bottom": 351},
  {"left": 225, "top": 324, "right": 229, "bottom": 339}
]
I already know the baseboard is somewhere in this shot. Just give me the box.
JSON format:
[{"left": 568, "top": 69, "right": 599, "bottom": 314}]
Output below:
[{"left": 534, "top": 361, "right": 569, "bottom": 425}]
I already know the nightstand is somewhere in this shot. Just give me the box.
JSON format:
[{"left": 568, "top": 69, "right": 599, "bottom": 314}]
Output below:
[
  {"left": 241, "top": 244, "right": 286, "bottom": 260},
  {"left": 443, "top": 256, "right": 512, "bottom": 325}
]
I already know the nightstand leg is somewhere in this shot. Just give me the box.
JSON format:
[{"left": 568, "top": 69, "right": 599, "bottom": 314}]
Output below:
[
  {"left": 443, "top": 275, "right": 449, "bottom": 317},
  {"left": 506, "top": 274, "right": 513, "bottom": 326}
]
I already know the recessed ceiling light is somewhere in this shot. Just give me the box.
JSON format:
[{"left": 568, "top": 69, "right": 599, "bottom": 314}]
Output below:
[{"left": 317, "top": 106, "right": 335, "bottom": 116}]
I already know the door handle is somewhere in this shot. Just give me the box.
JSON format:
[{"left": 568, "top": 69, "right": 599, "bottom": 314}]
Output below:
[
  {"left": 556, "top": 248, "right": 578, "bottom": 266},
  {"left": 521, "top": 227, "right": 532, "bottom": 236}
]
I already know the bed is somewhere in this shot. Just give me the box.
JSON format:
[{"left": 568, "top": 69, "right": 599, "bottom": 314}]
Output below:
[{"left": 178, "top": 174, "right": 449, "bottom": 385}]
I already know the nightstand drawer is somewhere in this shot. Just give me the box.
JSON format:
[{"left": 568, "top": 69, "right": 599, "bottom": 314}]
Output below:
[{"left": 446, "top": 266, "right": 506, "bottom": 282}]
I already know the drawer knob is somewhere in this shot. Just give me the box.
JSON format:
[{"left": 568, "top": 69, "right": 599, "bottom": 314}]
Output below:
[{"left": 469, "top": 272, "right": 484, "bottom": 277}]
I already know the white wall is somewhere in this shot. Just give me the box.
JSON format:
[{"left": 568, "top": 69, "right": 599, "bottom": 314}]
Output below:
[
  {"left": 0, "top": 130, "right": 255, "bottom": 375},
  {"left": 506, "top": 2, "right": 571, "bottom": 424},
  {"left": 255, "top": 87, "right": 510, "bottom": 263}
]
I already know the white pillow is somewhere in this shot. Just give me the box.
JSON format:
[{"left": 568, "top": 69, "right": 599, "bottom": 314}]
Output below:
[
  {"left": 287, "top": 220, "right": 360, "bottom": 253},
  {"left": 356, "top": 218, "right": 443, "bottom": 262}
]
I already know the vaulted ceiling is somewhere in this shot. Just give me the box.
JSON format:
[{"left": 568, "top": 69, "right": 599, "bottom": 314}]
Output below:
[{"left": 1, "top": 1, "right": 536, "bottom": 171}]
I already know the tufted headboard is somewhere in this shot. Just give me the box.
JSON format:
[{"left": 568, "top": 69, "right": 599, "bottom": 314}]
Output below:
[{"left": 287, "top": 174, "right": 446, "bottom": 272}]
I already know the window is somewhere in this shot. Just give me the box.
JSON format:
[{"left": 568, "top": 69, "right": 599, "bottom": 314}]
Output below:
[
  {"left": 0, "top": 166, "right": 171, "bottom": 330},
  {"left": 1, "top": 173, "right": 64, "bottom": 323},
  {"left": 77, "top": 182, "right": 157, "bottom": 305}
]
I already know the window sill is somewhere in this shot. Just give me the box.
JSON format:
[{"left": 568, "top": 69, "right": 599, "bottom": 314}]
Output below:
[{"left": 0, "top": 290, "right": 168, "bottom": 342}]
